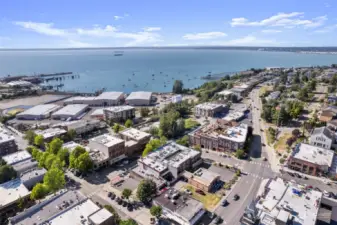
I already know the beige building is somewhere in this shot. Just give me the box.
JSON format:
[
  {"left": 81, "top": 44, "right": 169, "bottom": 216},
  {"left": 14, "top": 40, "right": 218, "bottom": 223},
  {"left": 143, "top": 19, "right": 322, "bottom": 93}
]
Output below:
[
  {"left": 103, "top": 105, "right": 135, "bottom": 122},
  {"left": 119, "top": 128, "right": 151, "bottom": 155},
  {"left": 185, "top": 168, "right": 220, "bottom": 192},
  {"left": 195, "top": 103, "right": 224, "bottom": 118}
]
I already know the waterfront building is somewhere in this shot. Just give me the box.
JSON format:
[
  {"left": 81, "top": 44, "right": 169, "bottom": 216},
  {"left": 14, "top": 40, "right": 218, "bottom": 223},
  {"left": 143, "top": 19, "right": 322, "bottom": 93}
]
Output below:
[
  {"left": 126, "top": 91, "right": 153, "bottom": 106},
  {"left": 64, "top": 91, "right": 124, "bottom": 106},
  {"left": 103, "top": 105, "right": 135, "bottom": 122},
  {"left": 154, "top": 188, "right": 205, "bottom": 225},
  {"left": 195, "top": 103, "right": 224, "bottom": 118},
  {"left": 288, "top": 143, "right": 335, "bottom": 176},
  {"left": 51, "top": 104, "right": 89, "bottom": 120},
  {"left": 189, "top": 119, "right": 248, "bottom": 152},
  {"left": 0, "top": 128, "right": 18, "bottom": 157},
  {"left": 16, "top": 104, "right": 61, "bottom": 120}
]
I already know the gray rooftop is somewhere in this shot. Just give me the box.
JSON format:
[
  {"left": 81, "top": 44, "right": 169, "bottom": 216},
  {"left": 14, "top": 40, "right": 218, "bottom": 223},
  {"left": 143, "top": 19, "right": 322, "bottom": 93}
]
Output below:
[
  {"left": 52, "top": 104, "right": 88, "bottom": 116},
  {"left": 12, "top": 159, "right": 38, "bottom": 174},
  {"left": 0, "top": 179, "right": 30, "bottom": 210},
  {"left": 17, "top": 104, "right": 60, "bottom": 116},
  {"left": 126, "top": 91, "right": 152, "bottom": 100},
  {"left": 2, "top": 150, "right": 32, "bottom": 165},
  {"left": 9, "top": 190, "right": 86, "bottom": 225},
  {"left": 0, "top": 128, "right": 16, "bottom": 144},
  {"left": 20, "top": 167, "right": 47, "bottom": 183},
  {"left": 95, "top": 91, "right": 124, "bottom": 100},
  {"left": 312, "top": 127, "right": 334, "bottom": 140}
]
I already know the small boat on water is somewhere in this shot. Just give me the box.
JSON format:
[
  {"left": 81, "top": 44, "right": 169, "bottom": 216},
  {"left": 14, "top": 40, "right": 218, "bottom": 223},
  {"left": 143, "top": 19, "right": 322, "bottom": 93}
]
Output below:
[{"left": 114, "top": 51, "right": 124, "bottom": 56}]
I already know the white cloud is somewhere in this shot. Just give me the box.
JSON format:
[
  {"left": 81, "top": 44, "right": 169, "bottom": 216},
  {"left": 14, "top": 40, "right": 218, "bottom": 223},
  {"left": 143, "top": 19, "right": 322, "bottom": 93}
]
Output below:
[
  {"left": 216, "top": 35, "right": 278, "bottom": 46},
  {"left": 66, "top": 40, "right": 94, "bottom": 48},
  {"left": 325, "top": 2, "right": 331, "bottom": 8},
  {"left": 261, "top": 29, "right": 282, "bottom": 33},
  {"left": 114, "top": 16, "right": 124, "bottom": 20},
  {"left": 143, "top": 27, "right": 161, "bottom": 32},
  {"left": 314, "top": 24, "right": 337, "bottom": 33},
  {"left": 14, "top": 21, "right": 69, "bottom": 36},
  {"left": 230, "top": 13, "right": 327, "bottom": 28},
  {"left": 182, "top": 32, "right": 227, "bottom": 40},
  {"left": 14, "top": 21, "right": 162, "bottom": 46}
]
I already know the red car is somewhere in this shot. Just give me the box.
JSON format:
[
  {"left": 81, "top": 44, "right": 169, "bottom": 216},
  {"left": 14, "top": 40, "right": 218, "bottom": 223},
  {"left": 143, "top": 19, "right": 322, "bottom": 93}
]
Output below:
[{"left": 306, "top": 185, "right": 313, "bottom": 189}]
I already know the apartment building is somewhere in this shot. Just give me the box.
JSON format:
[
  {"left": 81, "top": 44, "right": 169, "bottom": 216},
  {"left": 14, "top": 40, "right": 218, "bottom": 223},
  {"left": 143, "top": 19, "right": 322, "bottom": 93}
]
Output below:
[
  {"left": 195, "top": 103, "right": 224, "bottom": 118},
  {"left": 0, "top": 129, "right": 18, "bottom": 156},
  {"left": 103, "top": 105, "right": 135, "bottom": 122},
  {"left": 309, "top": 127, "right": 335, "bottom": 150}
]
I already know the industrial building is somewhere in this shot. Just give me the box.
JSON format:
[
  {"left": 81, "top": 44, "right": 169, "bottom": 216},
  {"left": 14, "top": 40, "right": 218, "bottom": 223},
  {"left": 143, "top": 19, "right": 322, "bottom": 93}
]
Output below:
[
  {"left": 189, "top": 120, "right": 248, "bottom": 152},
  {"left": 154, "top": 188, "right": 205, "bottom": 225},
  {"left": 119, "top": 128, "right": 151, "bottom": 155},
  {"left": 16, "top": 104, "right": 61, "bottom": 120},
  {"left": 134, "top": 142, "right": 202, "bottom": 186},
  {"left": 240, "top": 177, "right": 322, "bottom": 225},
  {"left": 35, "top": 127, "right": 67, "bottom": 141},
  {"left": 0, "top": 179, "right": 30, "bottom": 218},
  {"left": 64, "top": 91, "right": 124, "bottom": 106},
  {"left": 20, "top": 167, "right": 47, "bottom": 189},
  {"left": 288, "top": 143, "right": 335, "bottom": 176},
  {"left": 126, "top": 91, "right": 153, "bottom": 106},
  {"left": 51, "top": 104, "right": 89, "bottom": 120},
  {"left": 89, "top": 134, "right": 126, "bottom": 169},
  {"left": 103, "top": 105, "right": 135, "bottom": 122},
  {"left": 90, "top": 108, "right": 105, "bottom": 120},
  {"left": 2, "top": 150, "right": 32, "bottom": 166},
  {"left": 9, "top": 190, "right": 113, "bottom": 225},
  {"left": 195, "top": 103, "right": 224, "bottom": 118},
  {"left": 0, "top": 128, "right": 18, "bottom": 156}
]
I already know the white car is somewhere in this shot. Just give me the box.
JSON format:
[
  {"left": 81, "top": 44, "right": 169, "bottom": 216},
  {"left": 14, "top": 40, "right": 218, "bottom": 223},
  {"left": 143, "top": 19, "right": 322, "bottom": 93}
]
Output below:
[{"left": 323, "top": 190, "right": 330, "bottom": 197}]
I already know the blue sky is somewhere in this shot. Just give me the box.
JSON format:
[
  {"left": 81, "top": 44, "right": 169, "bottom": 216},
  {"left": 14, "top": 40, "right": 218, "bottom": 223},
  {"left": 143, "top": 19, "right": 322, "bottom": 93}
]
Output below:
[{"left": 0, "top": 0, "right": 336, "bottom": 48}]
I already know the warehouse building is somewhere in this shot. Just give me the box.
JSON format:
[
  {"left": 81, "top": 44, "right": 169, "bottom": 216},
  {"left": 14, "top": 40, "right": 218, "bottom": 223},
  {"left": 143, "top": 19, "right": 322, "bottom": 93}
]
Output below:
[
  {"left": 0, "top": 128, "right": 18, "bottom": 157},
  {"left": 64, "top": 91, "right": 124, "bottom": 106},
  {"left": 51, "top": 104, "right": 89, "bottom": 120},
  {"left": 16, "top": 104, "right": 61, "bottom": 120},
  {"left": 35, "top": 128, "right": 67, "bottom": 141},
  {"left": 126, "top": 91, "right": 153, "bottom": 106},
  {"left": 103, "top": 105, "right": 135, "bottom": 122}
]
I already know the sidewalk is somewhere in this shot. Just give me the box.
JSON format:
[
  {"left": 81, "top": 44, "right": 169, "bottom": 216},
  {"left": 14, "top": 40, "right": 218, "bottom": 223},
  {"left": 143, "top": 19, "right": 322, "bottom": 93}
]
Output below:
[{"left": 281, "top": 166, "right": 332, "bottom": 183}]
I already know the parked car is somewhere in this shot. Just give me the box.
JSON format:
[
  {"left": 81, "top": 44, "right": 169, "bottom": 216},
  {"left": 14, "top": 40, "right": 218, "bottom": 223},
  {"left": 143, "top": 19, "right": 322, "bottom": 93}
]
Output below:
[
  {"left": 233, "top": 194, "right": 240, "bottom": 201},
  {"left": 122, "top": 201, "right": 128, "bottom": 207},
  {"left": 184, "top": 189, "right": 192, "bottom": 195},
  {"left": 108, "top": 192, "right": 112, "bottom": 197},
  {"left": 222, "top": 200, "right": 228, "bottom": 207},
  {"left": 314, "top": 187, "right": 321, "bottom": 192},
  {"left": 213, "top": 216, "right": 222, "bottom": 224}
]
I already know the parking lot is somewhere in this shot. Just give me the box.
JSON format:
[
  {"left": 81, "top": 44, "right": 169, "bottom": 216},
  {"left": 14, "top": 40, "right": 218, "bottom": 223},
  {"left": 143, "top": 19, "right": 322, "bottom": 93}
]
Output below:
[{"left": 208, "top": 165, "right": 236, "bottom": 182}]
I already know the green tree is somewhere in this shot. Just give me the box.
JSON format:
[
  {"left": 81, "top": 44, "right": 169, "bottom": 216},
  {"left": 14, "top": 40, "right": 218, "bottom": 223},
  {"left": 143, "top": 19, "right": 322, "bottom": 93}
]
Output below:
[
  {"left": 0, "top": 165, "right": 17, "bottom": 183},
  {"left": 104, "top": 205, "right": 121, "bottom": 224},
  {"left": 24, "top": 130, "right": 36, "bottom": 145},
  {"left": 150, "top": 205, "right": 162, "bottom": 218},
  {"left": 51, "top": 158, "right": 65, "bottom": 170},
  {"left": 67, "top": 129, "right": 77, "bottom": 141},
  {"left": 76, "top": 152, "right": 93, "bottom": 173},
  {"left": 43, "top": 167, "right": 65, "bottom": 192},
  {"left": 176, "top": 135, "right": 189, "bottom": 147},
  {"left": 136, "top": 179, "right": 157, "bottom": 202},
  {"left": 193, "top": 145, "right": 201, "bottom": 151},
  {"left": 140, "top": 107, "right": 150, "bottom": 117},
  {"left": 113, "top": 123, "right": 121, "bottom": 133},
  {"left": 235, "top": 149, "right": 245, "bottom": 159},
  {"left": 44, "top": 154, "right": 57, "bottom": 170},
  {"left": 48, "top": 138, "right": 63, "bottom": 155},
  {"left": 172, "top": 80, "right": 184, "bottom": 94},
  {"left": 261, "top": 105, "right": 273, "bottom": 123},
  {"left": 159, "top": 110, "right": 180, "bottom": 138},
  {"left": 120, "top": 219, "right": 138, "bottom": 225},
  {"left": 30, "top": 183, "right": 47, "bottom": 200},
  {"left": 125, "top": 119, "right": 133, "bottom": 128},
  {"left": 38, "top": 152, "right": 50, "bottom": 168},
  {"left": 31, "top": 147, "right": 42, "bottom": 161},
  {"left": 148, "top": 126, "right": 159, "bottom": 137},
  {"left": 17, "top": 196, "right": 24, "bottom": 209},
  {"left": 122, "top": 188, "right": 132, "bottom": 200},
  {"left": 293, "top": 73, "right": 300, "bottom": 84},
  {"left": 142, "top": 139, "right": 162, "bottom": 157},
  {"left": 69, "top": 146, "right": 87, "bottom": 168},
  {"left": 57, "top": 148, "right": 70, "bottom": 166},
  {"left": 34, "top": 135, "right": 44, "bottom": 148}
]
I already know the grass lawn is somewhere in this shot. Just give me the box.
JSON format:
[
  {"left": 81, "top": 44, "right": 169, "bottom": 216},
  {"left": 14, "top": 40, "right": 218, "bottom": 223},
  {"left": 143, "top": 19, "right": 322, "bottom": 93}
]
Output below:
[
  {"left": 274, "top": 133, "right": 292, "bottom": 153},
  {"left": 266, "top": 131, "right": 275, "bottom": 146},
  {"left": 259, "top": 86, "right": 272, "bottom": 97},
  {"left": 185, "top": 118, "right": 200, "bottom": 130},
  {"left": 183, "top": 185, "right": 221, "bottom": 210}
]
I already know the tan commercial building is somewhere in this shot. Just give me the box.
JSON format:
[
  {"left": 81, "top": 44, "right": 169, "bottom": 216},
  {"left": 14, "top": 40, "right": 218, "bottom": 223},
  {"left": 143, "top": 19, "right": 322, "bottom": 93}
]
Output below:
[
  {"left": 189, "top": 119, "right": 248, "bottom": 152},
  {"left": 119, "top": 128, "right": 151, "bottom": 155},
  {"left": 195, "top": 103, "right": 224, "bottom": 118},
  {"left": 184, "top": 168, "right": 220, "bottom": 192}
]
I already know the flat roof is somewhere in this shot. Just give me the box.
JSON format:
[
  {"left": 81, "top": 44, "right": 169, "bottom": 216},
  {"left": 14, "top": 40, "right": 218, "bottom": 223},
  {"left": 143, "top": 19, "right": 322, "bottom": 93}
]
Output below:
[
  {"left": 154, "top": 188, "right": 204, "bottom": 222},
  {"left": 88, "top": 207, "right": 112, "bottom": 224},
  {"left": 191, "top": 168, "right": 220, "bottom": 186},
  {"left": 292, "top": 143, "right": 334, "bottom": 167},
  {"left": 0, "top": 128, "right": 16, "bottom": 144},
  {"left": 35, "top": 127, "right": 67, "bottom": 139},
  {"left": 90, "top": 108, "right": 104, "bottom": 116},
  {"left": 48, "top": 199, "right": 101, "bottom": 225},
  {"left": 0, "top": 179, "right": 30, "bottom": 210},
  {"left": 17, "top": 104, "right": 60, "bottom": 116},
  {"left": 52, "top": 104, "right": 88, "bottom": 116},
  {"left": 120, "top": 128, "right": 151, "bottom": 141},
  {"left": 64, "top": 96, "right": 96, "bottom": 102},
  {"left": 195, "top": 102, "right": 223, "bottom": 110},
  {"left": 20, "top": 167, "right": 47, "bottom": 182},
  {"left": 256, "top": 178, "right": 322, "bottom": 225},
  {"left": 95, "top": 91, "right": 124, "bottom": 100},
  {"left": 126, "top": 91, "right": 152, "bottom": 100},
  {"left": 9, "top": 190, "right": 86, "bottom": 225},
  {"left": 12, "top": 159, "right": 38, "bottom": 173},
  {"left": 222, "top": 111, "right": 244, "bottom": 121},
  {"left": 90, "top": 134, "right": 124, "bottom": 147},
  {"left": 218, "top": 90, "right": 233, "bottom": 96},
  {"left": 62, "top": 141, "right": 89, "bottom": 152},
  {"left": 2, "top": 150, "right": 32, "bottom": 165},
  {"left": 103, "top": 105, "right": 135, "bottom": 113}
]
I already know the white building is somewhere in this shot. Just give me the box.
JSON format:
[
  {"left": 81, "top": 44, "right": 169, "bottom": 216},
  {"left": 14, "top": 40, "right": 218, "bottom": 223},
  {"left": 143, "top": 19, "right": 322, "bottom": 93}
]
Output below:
[
  {"left": 0, "top": 128, "right": 18, "bottom": 156},
  {"left": 241, "top": 177, "right": 322, "bottom": 225},
  {"left": 7, "top": 81, "right": 33, "bottom": 88},
  {"left": 35, "top": 127, "right": 67, "bottom": 141},
  {"left": 16, "top": 104, "right": 61, "bottom": 120},
  {"left": 64, "top": 91, "right": 124, "bottom": 106},
  {"left": 2, "top": 150, "right": 32, "bottom": 166},
  {"left": 20, "top": 167, "right": 47, "bottom": 189},
  {"left": 171, "top": 95, "right": 182, "bottom": 103},
  {"left": 51, "top": 104, "right": 89, "bottom": 120},
  {"left": 195, "top": 103, "right": 224, "bottom": 118},
  {"left": 126, "top": 91, "right": 153, "bottom": 106},
  {"left": 103, "top": 105, "right": 135, "bottom": 122},
  {"left": 309, "top": 127, "right": 335, "bottom": 150}
]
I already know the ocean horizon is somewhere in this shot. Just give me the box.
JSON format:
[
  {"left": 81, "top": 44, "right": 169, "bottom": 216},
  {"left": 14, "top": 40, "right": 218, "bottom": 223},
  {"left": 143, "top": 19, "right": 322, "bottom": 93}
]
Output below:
[{"left": 1, "top": 48, "right": 337, "bottom": 93}]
